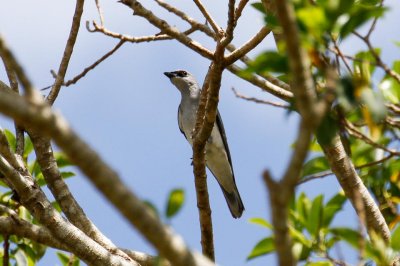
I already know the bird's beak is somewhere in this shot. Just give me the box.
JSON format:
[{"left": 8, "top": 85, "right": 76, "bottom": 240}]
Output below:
[{"left": 164, "top": 72, "right": 176, "bottom": 79}]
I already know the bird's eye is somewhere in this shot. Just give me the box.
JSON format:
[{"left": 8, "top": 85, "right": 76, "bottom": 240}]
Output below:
[{"left": 177, "top": 71, "right": 187, "bottom": 77}]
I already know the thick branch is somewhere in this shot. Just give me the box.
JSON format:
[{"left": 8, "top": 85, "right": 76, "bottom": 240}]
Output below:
[
  {"left": 28, "top": 132, "right": 132, "bottom": 261},
  {"left": 321, "top": 135, "right": 390, "bottom": 241},
  {"left": 0, "top": 156, "right": 135, "bottom": 266},
  {"left": 0, "top": 216, "right": 67, "bottom": 251},
  {"left": 271, "top": 0, "right": 317, "bottom": 121},
  {"left": 0, "top": 215, "right": 172, "bottom": 266},
  {"left": 0, "top": 53, "right": 24, "bottom": 156},
  {"left": 0, "top": 83, "right": 212, "bottom": 266},
  {"left": 155, "top": 0, "right": 290, "bottom": 93}
]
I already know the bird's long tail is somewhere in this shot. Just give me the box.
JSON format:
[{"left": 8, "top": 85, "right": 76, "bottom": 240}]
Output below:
[{"left": 220, "top": 184, "right": 244, "bottom": 219}]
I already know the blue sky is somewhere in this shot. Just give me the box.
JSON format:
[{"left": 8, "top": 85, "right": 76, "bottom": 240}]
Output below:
[{"left": 0, "top": 1, "right": 399, "bottom": 265}]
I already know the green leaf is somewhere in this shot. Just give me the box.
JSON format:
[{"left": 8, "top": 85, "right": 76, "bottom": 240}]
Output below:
[
  {"left": 61, "top": 171, "right": 76, "bottom": 179},
  {"left": 248, "top": 217, "right": 273, "bottom": 229},
  {"left": 17, "top": 243, "right": 37, "bottom": 266},
  {"left": 316, "top": 114, "right": 338, "bottom": 146},
  {"left": 337, "top": 76, "right": 357, "bottom": 110},
  {"left": 379, "top": 60, "right": 400, "bottom": 104},
  {"left": 23, "top": 135, "right": 34, "bottom": 159},
  {"left": 3, "top": 129, "right": 16, "bottom": 152},
  {"left": 294, "top": 192, "right": 311, "bottom": 226},
  {"left": 165, "top": 188, "right": 185, "bottom": 218},
  {"left": 35, "top": 173, "right": 46, "bottom": 186},
  {"left": 322, "top": 192, "right": 347, "bottom": 227},
  {"left": 28, "top": 160, "right": 41, "bottom": 177},
  {"left": 57, "top": 252, "right": 70, "bottom": 265},
  {"left": 391, "top": 226, "right": 400, "bottom": 251},
  {"left": 329, "top": 227, "right": 361, "bottom": 247},
  {"left": 360, "top": 88, "right": 387, "bottom": 122},
  {"left": 354, "top": 49, "right": 380, "bottom": 76},
  {"left": 305, "top": 261, "right": 334, "bottom": 266},
  {"left": 52, "top": 201, "right": 62, "bottom": 212},
  {"left": 340, "top": 6, "right": 386, "bottom": 38},
  {"left": 15, "top": 249, "right": 29, "bottom": 266},
  {"left": 308, "top": 138, "right": 323, "bottom": 152},
  {"left": 301, "top": 156, "right": 330, "bottom": 177},
  {"left": 54, "top": 152, "right": 73, "bottom": 168},
  {"left": 297, "top": 6, "right": 328, "bottom": 38},
  {"left": 247, "top": 51, "right": 289, "bottom": 74},
  {"left": 292, "top": 241, "right": 312, "bottom": 261},
  {"left": 247, "top": 237, "right": 275, "bottom": 260},
  {"left": 31, "top": 242, "right": 47, "bottom": 261},
  {"left": 306, "top": 195, "right": 324, "bottom": 237},
  {"left": 251, "top": 2, "right": 265, "bottom": 14},
  {"left": 290, "top": 226, "right": 312, "bottom": 247}
]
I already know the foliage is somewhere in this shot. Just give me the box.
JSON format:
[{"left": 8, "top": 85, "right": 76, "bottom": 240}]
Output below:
[{"left": 246, "top": 0, "right": 400, "bottom": 264}]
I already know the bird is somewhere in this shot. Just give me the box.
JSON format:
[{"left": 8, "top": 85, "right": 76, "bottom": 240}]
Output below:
[{"left": 164, "top": 70, "right": 244, "bottom": 218}]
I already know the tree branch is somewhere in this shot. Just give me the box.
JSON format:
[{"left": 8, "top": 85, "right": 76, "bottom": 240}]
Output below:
[
  {"left": 224, "top": 26, "right": 271, "bottom": 66},
  {"left": 0, "top": 155, "right": 136, "bottom": 265},
  {"left": 227, "top": 64, "right": 293, "bottom": 101},
  {"left": 120, "top": 0, "right": 213, "bottom": 60},
  {"left": 0, "top": 214, "right": 172, "bottom": 266},
  {"left": 271, "top": 0, "right": 317, "bottom": 122},
  {"left": 28, "top": 132, "right": 132, "bottom": 261},
  {"left": 62, "top": 39, "right": 126, "bottom": 87},
  {"left": 47, "top": 0, "right": 85, "bottom": 105},
  {"left": 321, "top": 135, "right": 390, "bottom": 241},
  {"left": 193, "top": 0, "right": 221, "bottom": 36},
  {"left": 0, "top": 82, "right": 212, "bottom": 266},
  {"left": 231, "top": 87, "right": 289, "bottom": 108},
  {"left": 0, "top": 53, "right": 24, "bottom": 156}
]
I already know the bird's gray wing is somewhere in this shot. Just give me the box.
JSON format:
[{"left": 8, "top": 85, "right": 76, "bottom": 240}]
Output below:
[
  {"left": 177, "top": 105, "right": 188, "bottom": 140},
  {"left": 215, "top": 110, "right": 234, "bottom": 168}
]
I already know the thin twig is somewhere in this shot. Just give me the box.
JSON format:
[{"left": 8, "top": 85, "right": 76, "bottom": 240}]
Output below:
[
  {"left": 228, "top": 64, "right": 293, "bottom": 101},
  {"left": 327, "top": 47, "right": 376, "bottom": 66},
  {"left": 193, "top": 0, "right": 221, "bottom": 36},
  {"left": 297, "top": 170, "right": 334, "bottom": 185},
  {"left": 298, "top": 153, "right": 395, "bottom": 185},
  {"left": 47, "top": 0, "right": 85, "bottom": 105},
  {"left": 231, "top": 87, "right": 289, "bottom": 108},
  {"left": 353, "top": 5, "right": 400, "bottom": 85},
  {"left": 64, "top": 40, "right": 125, "bottom": 87},
  {"left": 234, "top": 0, "right": 250, "bottom": 25},
  {"left": 89, "top": 21, "right": 197, "bottom": 42},
  {"left": 95, "top": 0, "right": 105, "bottom": 26},
  {"left": 221, "top": 0, "right": 236, "bottom": 46},
  {"left": 224, "top": 26, "right": 271, "bottom": 66},
  {"left": 366, "top": 0, "right": 384, "bottom": 39},
  {"left": 120, "top": 0, "right": 213, "bottom": 60},
  {"left": 330, "top": 37, "right": 352, "bottom": 74},
  {"left": 3, "top": 234, "right": 10, "bottom": 266},
  {"left": 344, "top": 120, "right": 400, "bottom": 156}
]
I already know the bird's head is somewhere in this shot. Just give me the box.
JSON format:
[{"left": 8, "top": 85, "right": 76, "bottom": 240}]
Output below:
[{"left": 164, "top": 70, "right": 199, "bottom": 94}]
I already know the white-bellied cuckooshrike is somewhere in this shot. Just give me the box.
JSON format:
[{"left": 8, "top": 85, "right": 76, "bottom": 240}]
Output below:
[{"left": 164, "top": 70, "right": 244, "bottom": 218}]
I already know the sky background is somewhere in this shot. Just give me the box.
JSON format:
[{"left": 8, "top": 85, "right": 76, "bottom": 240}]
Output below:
[{"left": 0, "top": 1, "right": 399, "bottom": 265}]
